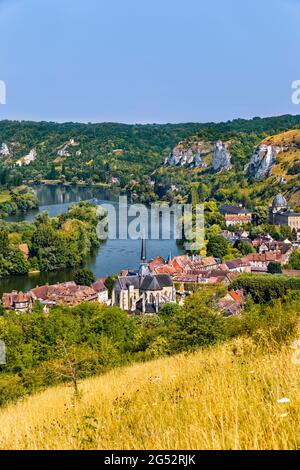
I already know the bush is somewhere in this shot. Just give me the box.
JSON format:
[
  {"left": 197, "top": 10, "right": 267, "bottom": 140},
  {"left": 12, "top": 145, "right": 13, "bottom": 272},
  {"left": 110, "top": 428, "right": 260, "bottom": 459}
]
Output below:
[
  {"left": 168, "top": 291, "right": 226, "bottom": 352},
  {"left": 267, "top": 261, "right": 282, "bottom": 274},
  {"left": 241, "top": 299, "right": 299, "bottom": 348},
  {"left": 73, "top": 268, "right": 95, "bottom": 286},
  {"left": 0, "top": 374, "right": 26, "bottom": 406},
  {"left": 207, "top": 236, "right": 230, "bottom": 259},
  {"left": 230, "top": 274, "right": 300, "bottom": 303}
]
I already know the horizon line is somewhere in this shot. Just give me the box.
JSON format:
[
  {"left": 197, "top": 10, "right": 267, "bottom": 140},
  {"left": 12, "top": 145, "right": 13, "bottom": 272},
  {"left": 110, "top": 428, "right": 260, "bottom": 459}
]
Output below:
[{"left": 0, "top": 112, "right": 299, "bottom": 127}]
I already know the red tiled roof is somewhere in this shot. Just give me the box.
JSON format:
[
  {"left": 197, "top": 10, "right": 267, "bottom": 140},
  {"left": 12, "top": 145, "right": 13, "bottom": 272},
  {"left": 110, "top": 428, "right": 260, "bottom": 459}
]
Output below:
[
  {"left": 92, "top": 279, "right": 108, "bottom": 292},
  {"left": 148, "top": 256, "right": 165, "bottom": 270},
  {"left": 228, "top": 290, "right": 241, "bottom": 303},
  {"left": 30, "top": 285, "right": 49, "bottom": 300},
  {"left": 244, "top": 252, "right": 282, "bottom": 262}
]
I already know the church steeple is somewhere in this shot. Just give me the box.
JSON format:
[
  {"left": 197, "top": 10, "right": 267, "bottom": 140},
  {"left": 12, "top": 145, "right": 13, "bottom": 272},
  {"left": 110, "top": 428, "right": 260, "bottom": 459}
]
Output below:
[
  {"left": 140, "top": 233, "right": 147, "bottom": 263},
  {"left": 138, "top": 232, "right": 150, "bottom": 278}
]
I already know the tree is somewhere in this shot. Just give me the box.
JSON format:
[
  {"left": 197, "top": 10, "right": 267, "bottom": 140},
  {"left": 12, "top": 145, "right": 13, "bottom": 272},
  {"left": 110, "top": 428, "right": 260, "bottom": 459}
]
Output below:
[
  {"left": 104, "top": 275, "right": 118, "bottom": 298},
  {"left": 287, "top": 249, "right": 300, "bottom": 270},
  {"left": 168, "top": 290, "right": 225, "bottom": 352},
  {"left": 267, "top": 261, "right": 282, "bottom": 274},
  {"left": 207, "top": 235, "right": 230, "bottom": 259},
  {"left": 73, "top": 268, "right": 95, "bottom": 286},
  {"left": 229, "top": 274, "right": 300, "bottom": 303},
  {"left": 235, "top": 240, "right": 255, "bottom": 256}
]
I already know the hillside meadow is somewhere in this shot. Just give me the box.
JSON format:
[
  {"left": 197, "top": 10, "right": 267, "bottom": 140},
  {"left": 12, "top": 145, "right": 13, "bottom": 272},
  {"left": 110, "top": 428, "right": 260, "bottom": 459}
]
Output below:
[{"left": 0, "top": 336, "right": 300, "bottom": 450}]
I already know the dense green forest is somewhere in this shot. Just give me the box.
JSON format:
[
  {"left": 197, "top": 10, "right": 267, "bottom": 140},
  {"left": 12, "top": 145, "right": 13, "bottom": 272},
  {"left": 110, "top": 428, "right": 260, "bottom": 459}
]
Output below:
[{"left": 0, "top": 115, "right": 300, "bottom": 206}]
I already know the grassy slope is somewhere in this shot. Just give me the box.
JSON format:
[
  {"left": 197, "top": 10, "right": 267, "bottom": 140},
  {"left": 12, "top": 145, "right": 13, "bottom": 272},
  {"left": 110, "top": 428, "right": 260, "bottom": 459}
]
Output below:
[
  {"left": 0, "top": 190, "right": 11, "bottom": 203},
  {"left": 0, "top": 338, "right": 299, "bottom": 450}
]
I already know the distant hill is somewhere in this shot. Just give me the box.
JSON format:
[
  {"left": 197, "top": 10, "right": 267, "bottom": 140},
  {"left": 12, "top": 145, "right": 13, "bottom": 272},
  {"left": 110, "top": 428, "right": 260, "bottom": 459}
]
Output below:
[
  {"left": 160, "top": 122, "right": 300, "bottom": 209},
  {"left": 0, "top": 338, "right": 297, "bottom": 450},
  {"left": 0, "top": 115, "right": 299, "bottom": 208}
]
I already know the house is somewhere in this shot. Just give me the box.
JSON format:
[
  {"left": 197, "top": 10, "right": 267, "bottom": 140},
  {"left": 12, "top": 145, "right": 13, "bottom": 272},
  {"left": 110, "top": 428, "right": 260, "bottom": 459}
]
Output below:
[
  {"left": 29, "top": 281, "right": 99, "bottom": 306},
  {"left": 2, "top": 291, "right": 32, "bottom": 313},
  {"left": 221, "top": 230, "right": 238, "bottom": 244},
  {"left": 189, "top": 256, "right": 218, "bottom": 270},
  {"left": 253, "top": 237, "right": 294, "bottom": 264},
  {"left": 237, "top": 229, "right": 250, "bottom": 239},
  {"left": 148, "top": 256, "right": 165, "bottom": 271},
  {"left": 219, "top": 204, "right": 252, "bottom": 227},
  {"left": 173, "top": 269, "right": 238, "bottom": 287},
  {"left": 224, "top": 258, "right": 251, "bottom": 273},
  {"left": 243, "top": 252, "right": 283, "bottom": 272},
  {"left": 169, "top": 255, "right": 191, "bottom": 273},
  {"left": 269, "top": 193, "right": 300, "bottom": 230},
  {"left": 218, "top": 289, "right": 244, "bottom": 316},
  {"left": 112, "top": 238, "right": 176, "bottom": 313},
  {"left": 2, "top": 278, "right": 110, "bottom": 313},
  {"left": 91, "top": 279, "right": 109, "bottom": 305}
]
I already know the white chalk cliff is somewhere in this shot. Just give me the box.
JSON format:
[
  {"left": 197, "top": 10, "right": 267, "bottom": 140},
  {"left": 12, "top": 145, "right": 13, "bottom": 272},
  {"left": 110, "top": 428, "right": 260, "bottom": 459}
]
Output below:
[
  {"left": 246, "top": 144, "right": 280, "bottom": 179},
  {"left": 0, "top": 143, "right": 10, "bottom": 157},
  {"left": 164, "top": 141, "right": 210, "bottom": 168},
  {"left": 212, "top": 141, "right": 232, "bottom": 171}
]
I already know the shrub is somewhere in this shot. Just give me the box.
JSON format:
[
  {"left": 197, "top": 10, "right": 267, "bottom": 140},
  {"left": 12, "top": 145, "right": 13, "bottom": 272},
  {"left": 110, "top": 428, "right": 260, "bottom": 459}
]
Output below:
[
  {"left": 73, "top": 268, "right": 95, "bottom": 286},
  {"left": 230, "top": 274, "right": 300, "bottom": 303}
]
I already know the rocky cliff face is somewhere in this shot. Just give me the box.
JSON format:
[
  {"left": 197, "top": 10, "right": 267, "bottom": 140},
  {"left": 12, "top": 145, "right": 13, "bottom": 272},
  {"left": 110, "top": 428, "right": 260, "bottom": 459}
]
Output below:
[
  {"left": 0, "top": 143, "right": 10, "bottom": 157},
  {"left": 212, "top": 141, "right": 232, "bottom": 171},
  {"left": 164, "top": 140, "right": 233, "bottom": 171},
  {"left": 245, "top": 144, "right": 283, "bottom": 179},
  {"left": 164, "top": 141, "right": 211, "bottom": 168}
]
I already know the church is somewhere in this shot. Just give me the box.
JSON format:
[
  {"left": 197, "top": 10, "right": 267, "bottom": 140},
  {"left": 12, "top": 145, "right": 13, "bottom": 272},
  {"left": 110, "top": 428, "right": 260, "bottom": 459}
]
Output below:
[
  {"left": 269, "top": 193, "right": 300, "bottom": 231},
  {"left": 112, "top": 238, "right": 176, "bottom": 314}
]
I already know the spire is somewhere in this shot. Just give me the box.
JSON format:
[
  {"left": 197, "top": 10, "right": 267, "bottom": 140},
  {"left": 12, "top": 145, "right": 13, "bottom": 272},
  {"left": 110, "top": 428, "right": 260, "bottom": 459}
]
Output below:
[
  {"left": 138, "top": 229, "right": 150, "bottom": 278},
  {"left": 141, "top": 231, "right": 147, "bottom": 263}
]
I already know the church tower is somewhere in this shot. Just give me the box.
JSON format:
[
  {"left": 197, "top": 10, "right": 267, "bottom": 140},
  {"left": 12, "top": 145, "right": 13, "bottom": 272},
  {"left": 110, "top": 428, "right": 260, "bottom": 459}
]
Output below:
[
  {"left": 138, "top": 233, "right": 150, "bottom": 278},
  {"left": 141, "top": 235, "right": 147, "bottom": 263}
]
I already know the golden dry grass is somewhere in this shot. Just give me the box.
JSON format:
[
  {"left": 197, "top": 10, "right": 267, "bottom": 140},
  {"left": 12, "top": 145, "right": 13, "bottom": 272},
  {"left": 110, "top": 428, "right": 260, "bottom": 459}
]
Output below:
[
  {"left": 0, "top": 190, "right": 11, "bottom": 203},
  {"left": 262, "top": 129, "right": 300, "bottom": 146},
  {"left": 0, "top": 338, "right": 300, "bottom": 450}
]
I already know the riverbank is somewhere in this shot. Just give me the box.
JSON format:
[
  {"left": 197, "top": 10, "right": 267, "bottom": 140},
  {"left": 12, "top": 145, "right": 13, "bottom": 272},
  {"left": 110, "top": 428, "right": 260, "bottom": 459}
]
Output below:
[
  {"left": 0, "top": 185, "right": 38, "bottom": 218},
  {"left": 25, "top": 179, "right": 116, "bottom": 189},
  {"left": 0, "top": 185, "right": 183, "bottom": 295},
  {"left": 0, "top": 200, "right": 102, "bottom": 292}
]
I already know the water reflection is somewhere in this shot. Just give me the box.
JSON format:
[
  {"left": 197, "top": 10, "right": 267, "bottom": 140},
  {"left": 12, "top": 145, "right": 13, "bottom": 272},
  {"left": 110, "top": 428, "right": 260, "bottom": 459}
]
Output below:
[{"left": 1, "top": 185, "right": 183, "bottom": 294}]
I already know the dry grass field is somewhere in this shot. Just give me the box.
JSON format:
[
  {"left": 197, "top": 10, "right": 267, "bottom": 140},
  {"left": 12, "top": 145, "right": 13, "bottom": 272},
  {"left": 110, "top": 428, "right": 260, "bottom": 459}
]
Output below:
[{"left": 0, "top": 337, "right": 300, "bottom": 450}]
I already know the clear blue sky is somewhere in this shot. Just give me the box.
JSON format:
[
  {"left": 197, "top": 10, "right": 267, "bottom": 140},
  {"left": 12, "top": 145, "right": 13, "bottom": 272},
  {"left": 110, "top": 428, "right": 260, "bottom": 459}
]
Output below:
[{"left": 0, "top": 0, "right": 300, "bottom": 123}]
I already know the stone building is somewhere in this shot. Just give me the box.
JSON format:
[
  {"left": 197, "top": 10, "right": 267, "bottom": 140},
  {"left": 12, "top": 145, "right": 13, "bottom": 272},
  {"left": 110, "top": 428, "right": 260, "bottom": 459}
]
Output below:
[
  {"left": 219, "top": 204, "right": 252, "bottom": 227},
  {"left": 112, "top": 238, "right": 176, "bottom": 313},
  {"left": 269, "top": 193, "right": 300, "bottom": 231}
]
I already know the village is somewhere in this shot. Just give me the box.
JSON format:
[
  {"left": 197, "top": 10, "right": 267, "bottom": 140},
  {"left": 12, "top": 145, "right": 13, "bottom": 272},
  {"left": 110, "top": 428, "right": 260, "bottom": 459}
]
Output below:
[{"left": 2, "top": 192, "right": 300, "bottom": 318}]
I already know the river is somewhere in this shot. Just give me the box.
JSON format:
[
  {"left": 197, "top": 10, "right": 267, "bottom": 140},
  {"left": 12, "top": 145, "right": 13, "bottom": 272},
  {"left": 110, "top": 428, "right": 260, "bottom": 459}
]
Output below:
[{"left": 1, "top": 185, "right": 183, "bottom": 294}]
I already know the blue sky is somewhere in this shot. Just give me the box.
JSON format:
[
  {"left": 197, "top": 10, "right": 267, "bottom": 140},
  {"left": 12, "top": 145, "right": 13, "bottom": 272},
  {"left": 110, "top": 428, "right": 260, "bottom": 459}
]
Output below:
[{"left": 0, "top": 0, "right": 300, "bottom": 123}]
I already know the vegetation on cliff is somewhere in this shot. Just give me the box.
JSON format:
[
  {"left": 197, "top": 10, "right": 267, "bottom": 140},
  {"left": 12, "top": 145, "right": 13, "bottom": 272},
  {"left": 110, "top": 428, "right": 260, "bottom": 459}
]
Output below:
[{"left": 0, "top": 115, "right": 300, "bottom": 207}]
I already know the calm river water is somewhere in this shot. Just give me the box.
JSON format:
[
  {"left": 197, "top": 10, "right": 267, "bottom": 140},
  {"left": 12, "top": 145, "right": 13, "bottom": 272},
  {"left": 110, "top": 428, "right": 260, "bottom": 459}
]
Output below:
[{"left": 1, "top": 185, "right": 183, "bottom": 294}]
